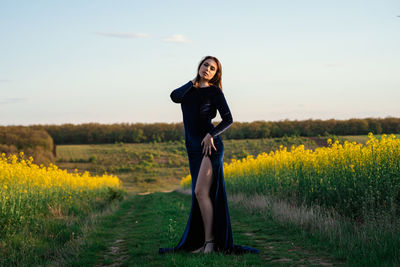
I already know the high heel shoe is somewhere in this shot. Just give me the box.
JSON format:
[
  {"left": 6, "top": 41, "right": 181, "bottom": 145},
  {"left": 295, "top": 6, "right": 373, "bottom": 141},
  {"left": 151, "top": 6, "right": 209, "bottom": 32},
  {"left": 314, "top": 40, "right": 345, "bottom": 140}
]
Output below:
[
  {"left": 191, "top": 245, "right": 204, "bottom": 254},
  {"left": 191, "top": 239, "right": 216, "bottom": 254},
  {"left": 203, "top": 239, "right": 215, "bottom": 254}
]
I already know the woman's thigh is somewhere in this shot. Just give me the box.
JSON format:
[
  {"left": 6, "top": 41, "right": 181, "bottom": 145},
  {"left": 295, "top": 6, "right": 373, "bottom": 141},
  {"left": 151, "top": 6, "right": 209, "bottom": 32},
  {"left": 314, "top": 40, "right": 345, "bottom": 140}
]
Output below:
[{"left": 195, "top": 155, "right": 214, "bottom": 194}]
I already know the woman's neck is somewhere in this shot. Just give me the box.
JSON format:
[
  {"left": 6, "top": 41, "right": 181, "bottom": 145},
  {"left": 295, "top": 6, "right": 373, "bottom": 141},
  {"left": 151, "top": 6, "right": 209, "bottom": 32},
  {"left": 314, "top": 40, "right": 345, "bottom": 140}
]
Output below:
[{"left": 198, "top": 78, "right": 210, "bottom": 88}]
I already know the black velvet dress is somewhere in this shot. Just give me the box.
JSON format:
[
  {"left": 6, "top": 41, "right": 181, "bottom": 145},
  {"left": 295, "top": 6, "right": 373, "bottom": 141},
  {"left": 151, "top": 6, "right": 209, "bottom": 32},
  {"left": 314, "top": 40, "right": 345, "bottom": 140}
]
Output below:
[{"left": 159, "top": 81, "right": 259, "bottom": 254}]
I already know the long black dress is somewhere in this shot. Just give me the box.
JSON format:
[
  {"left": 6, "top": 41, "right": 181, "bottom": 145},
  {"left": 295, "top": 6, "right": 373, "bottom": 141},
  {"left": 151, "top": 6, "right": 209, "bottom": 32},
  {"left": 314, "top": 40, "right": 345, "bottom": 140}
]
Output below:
[{"left": 159, "top": 80, "right": 259, "bottom": 254}]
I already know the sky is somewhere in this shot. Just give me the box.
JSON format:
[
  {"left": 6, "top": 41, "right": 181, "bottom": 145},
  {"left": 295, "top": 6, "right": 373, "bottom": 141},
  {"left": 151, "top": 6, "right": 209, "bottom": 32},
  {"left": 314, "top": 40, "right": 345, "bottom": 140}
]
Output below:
[{"left": 1, "top": 0, "right": 399, "bottom": 126}]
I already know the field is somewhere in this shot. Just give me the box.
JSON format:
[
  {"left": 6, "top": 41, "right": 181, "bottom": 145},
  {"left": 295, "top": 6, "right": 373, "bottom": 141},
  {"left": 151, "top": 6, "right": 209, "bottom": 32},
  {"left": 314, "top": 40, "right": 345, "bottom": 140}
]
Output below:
[
  {"left": 0, "top": 152, "right": 125, "bottom": 266},
  {"left": 54, "top": 136, "right": 320, "bottom": 194},
  {"left": 54, "top": 134, "right": 395, "bottom": 195},
  {"left": 1, "top": 134, "right": 399, "bottom": 266}
]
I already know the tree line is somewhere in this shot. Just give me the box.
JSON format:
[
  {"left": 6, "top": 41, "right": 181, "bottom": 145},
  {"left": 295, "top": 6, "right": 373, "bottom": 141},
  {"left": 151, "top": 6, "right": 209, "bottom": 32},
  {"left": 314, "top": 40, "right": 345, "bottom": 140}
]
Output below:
[
  {"left": 1, "top": 118, "right": 398, "bottom": 161},
  {"left": 23, "top": 117, "right": 400, "bottom": 145}
]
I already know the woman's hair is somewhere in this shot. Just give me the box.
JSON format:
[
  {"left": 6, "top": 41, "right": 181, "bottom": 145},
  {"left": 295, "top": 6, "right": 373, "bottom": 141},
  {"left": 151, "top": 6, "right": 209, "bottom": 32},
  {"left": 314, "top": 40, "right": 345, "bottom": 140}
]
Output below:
[{"left": 193, "top": 55, "right": 223, "bottom": 91}]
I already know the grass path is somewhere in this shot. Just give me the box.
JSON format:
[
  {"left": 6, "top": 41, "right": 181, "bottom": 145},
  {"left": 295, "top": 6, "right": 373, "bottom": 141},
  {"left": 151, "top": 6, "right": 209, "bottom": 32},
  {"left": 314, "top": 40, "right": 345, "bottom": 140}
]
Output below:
[{"left": 65, "top": 190, "right": 345, "bottom": 266}]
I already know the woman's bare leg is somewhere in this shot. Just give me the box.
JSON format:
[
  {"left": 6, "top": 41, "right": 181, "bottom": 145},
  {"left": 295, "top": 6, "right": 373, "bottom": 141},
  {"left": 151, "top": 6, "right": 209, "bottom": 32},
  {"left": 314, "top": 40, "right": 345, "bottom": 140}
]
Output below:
[{"left": 194, "top": 155, "right": 214, "bottom": 242}]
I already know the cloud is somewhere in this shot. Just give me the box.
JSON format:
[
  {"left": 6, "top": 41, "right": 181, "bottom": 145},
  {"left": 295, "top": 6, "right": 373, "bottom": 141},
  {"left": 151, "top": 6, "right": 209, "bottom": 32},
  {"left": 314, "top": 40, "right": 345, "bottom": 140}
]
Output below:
[
  {"left": 162, "top": 34, "right": 192, "bottom": 44},
  {"left": 95, "top": 31, "right": 192, "bottom": 44},
  {"left": 0, "top": 97, "right": 28, "bottom": 104},
  {"left": 0, "top": 80, "right": 11, "bottom": 82},
  {"left": 95, "top": 32, "right": 150, "bottom": 39}
]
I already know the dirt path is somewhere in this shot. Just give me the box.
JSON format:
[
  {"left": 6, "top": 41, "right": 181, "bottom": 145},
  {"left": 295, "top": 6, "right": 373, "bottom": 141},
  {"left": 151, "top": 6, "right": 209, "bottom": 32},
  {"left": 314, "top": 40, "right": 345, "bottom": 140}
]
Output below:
[{"left": 87, "top": 189, "right": 346, "bottom": 266}]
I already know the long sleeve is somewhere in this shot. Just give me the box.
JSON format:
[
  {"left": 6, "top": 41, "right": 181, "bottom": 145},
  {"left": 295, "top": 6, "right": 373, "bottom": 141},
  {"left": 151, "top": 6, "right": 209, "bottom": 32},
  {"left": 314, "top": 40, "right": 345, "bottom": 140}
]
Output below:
[
  {"left": 170, "top": 80, "right": 193, "bottom": 103},
  {"left": 208, "top": 90, "right": 233, "bottom": 138}
]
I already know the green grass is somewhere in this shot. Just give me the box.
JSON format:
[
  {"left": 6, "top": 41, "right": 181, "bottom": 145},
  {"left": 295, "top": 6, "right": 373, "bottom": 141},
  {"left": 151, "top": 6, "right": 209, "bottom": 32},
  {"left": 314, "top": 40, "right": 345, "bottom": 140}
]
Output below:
[
  {"left": 3, "top": 134, "right": 400, "bottom": 265},
  {"left": 50, "top": 191, "right": 344, "bottom": 266},
  {"left": 55, "top": 136, "right": 319, "bottom": 194},
  {"left": 229, "top": 192, "right": 400, "bottom": 266},
  {"left": 0, "top": 187, "right": 126, "bottom": 266}
]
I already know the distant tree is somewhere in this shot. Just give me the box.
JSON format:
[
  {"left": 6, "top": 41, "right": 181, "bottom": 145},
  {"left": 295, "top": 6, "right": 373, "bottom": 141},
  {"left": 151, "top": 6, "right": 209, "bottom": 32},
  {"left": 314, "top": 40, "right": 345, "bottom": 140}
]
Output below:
[{"left": 0, "top": 126, "right": 55, "bottom": 165}]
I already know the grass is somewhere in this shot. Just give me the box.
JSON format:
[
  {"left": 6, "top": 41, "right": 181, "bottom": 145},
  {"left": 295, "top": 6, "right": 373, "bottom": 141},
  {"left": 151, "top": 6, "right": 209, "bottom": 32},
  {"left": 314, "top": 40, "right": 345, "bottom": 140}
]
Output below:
[
  {"left": 229, "top": 192, "right": 400, "bottom": 266},
  {"left": 55, "top": 136, "right": 319, "bottom": 194},
  {"left": 3, "top": 134, "right": 398, "bottom": 265},
  {"left": 0, "top": 188, "right": 126, "bottom": 267},
  {"left": 50, "top": 190, "right": 345, "bottom": 266}
]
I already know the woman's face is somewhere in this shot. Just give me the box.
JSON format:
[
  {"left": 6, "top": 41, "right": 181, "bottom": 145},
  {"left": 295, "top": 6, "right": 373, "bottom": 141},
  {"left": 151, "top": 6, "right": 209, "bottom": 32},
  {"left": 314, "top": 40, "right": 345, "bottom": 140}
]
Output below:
[{"left": 198, "top": 59, "right": 218, "bottom": 81}]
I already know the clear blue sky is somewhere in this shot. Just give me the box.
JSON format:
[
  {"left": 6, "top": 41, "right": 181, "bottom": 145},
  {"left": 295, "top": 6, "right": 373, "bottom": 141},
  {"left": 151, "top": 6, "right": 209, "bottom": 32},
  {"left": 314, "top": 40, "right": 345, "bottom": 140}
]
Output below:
[{"left": 1, "top": 0, "right": 399, "bottom": 125}]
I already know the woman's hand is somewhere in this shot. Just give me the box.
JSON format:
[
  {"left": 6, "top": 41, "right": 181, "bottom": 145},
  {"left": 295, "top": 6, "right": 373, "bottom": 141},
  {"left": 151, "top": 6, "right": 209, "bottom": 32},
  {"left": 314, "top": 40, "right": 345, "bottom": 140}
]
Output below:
[{"left": 201, "top": 133, "right": 217, "bottom": 157}]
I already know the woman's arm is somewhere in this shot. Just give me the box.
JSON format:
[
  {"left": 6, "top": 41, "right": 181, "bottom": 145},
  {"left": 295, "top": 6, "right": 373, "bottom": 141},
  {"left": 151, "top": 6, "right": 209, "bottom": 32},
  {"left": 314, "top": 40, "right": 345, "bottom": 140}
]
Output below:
[
  {"left": 208, "top": 90, "right": 233, "bottom": 138},
  {"left": 170, "top": 80, "right": 194, "bottom": 103}
]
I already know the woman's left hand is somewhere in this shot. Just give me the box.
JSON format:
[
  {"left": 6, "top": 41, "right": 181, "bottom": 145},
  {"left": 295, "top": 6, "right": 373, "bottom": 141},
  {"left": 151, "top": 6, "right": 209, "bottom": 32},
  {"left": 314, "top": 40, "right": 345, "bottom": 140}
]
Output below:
[{"left": 201, "top": 133, "right": 217, "bottom": 157}]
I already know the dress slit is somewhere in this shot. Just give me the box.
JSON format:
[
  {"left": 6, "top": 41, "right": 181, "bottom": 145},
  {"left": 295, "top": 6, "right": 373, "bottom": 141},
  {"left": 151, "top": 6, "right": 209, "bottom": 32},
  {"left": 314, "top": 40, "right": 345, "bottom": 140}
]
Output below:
[{"left": 159, "top": 140, "right": 259, "bottom": 254}]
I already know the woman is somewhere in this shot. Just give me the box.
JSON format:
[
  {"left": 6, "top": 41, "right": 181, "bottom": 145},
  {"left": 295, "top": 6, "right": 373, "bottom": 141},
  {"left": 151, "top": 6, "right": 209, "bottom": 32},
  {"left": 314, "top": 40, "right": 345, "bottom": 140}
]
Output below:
[{"left": 159, "top": 56, "right": 259, "bottom": 255}]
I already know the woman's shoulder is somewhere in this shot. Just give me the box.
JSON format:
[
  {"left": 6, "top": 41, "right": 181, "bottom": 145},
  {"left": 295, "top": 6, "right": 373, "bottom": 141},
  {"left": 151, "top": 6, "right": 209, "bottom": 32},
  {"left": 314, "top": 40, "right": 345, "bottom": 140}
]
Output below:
[{"left": 210, "top": 85, "right": 223, "bottom": 96}]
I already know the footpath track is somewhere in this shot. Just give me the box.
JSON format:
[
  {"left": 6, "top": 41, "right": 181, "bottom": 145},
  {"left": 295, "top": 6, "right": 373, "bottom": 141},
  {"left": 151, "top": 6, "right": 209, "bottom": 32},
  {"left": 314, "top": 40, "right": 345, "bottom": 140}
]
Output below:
[{"left": 89, "top": 190, "right": 344, "bottom": 266}]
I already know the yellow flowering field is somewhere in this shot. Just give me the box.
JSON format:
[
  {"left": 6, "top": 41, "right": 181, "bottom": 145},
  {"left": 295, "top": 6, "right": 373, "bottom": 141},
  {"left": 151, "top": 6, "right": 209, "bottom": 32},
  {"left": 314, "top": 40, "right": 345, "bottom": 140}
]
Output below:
[
  {"left": 181, "top": 133, "right": 400, "bottom": 219},
  {"left": 0, "top": 152, "right": 122, "bottom": 234}
]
